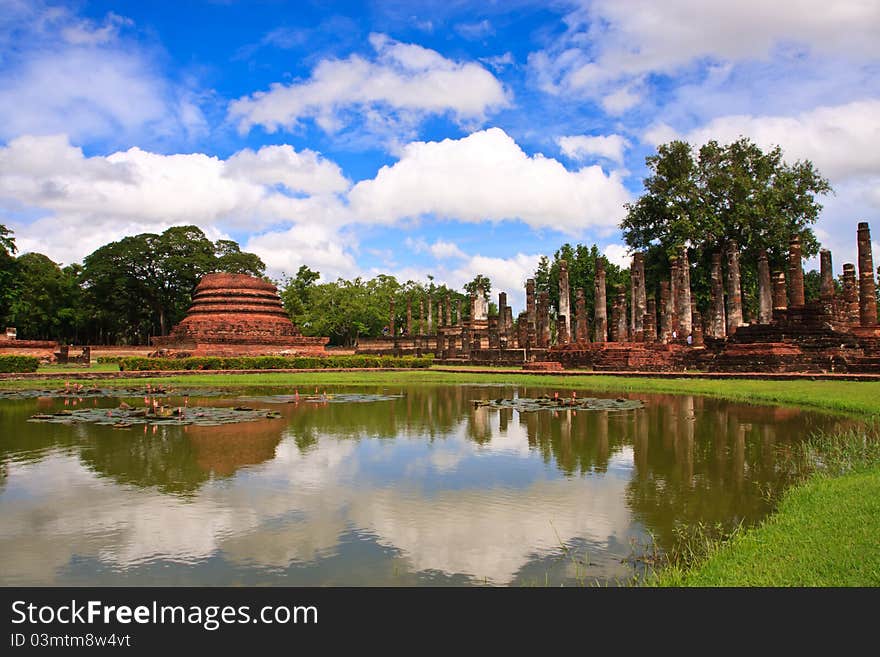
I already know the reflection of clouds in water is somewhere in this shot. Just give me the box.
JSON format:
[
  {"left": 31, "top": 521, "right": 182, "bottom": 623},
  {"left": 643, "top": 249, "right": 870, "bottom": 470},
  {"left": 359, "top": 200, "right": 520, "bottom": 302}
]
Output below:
[
  {"left": 349, "top": 477, "right": 632, "bottom": 584},
  {"left": 0, "top": 428, "right": 636, "bottom": 585}
]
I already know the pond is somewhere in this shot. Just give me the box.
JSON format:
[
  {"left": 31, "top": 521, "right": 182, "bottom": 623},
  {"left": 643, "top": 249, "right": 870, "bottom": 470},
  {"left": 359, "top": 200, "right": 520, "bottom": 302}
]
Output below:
[{"left": 0, "top": 384, "right": 854, "bottom": 586}]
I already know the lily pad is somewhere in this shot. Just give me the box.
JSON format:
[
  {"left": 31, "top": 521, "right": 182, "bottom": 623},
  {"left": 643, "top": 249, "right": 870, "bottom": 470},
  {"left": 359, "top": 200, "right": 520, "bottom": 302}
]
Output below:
[
  {"left": 27, "top": 405, "right": 284, "bottom": 427},
  {"left": 0, "top": 387, "right": 226, "bottom": 400},
  {"left": 473, "top": 396, "right": 644, "bottom": 413},
  {"left": 238, "top": 393, "right": 404, "bottom": 404}
]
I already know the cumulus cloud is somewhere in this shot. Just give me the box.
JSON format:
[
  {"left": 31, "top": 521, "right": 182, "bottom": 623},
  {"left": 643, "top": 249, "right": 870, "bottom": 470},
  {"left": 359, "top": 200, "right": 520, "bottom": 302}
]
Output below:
[
  {"left": 349, "top": 127, "right": 631, "bottom": 233},
  {"left": 0, "top": 134, "right": 350, "bottom": 266},
  {"left": 404, "top": 237, "right": 468, "bottom": 261},
  {"left": 0, "top": 2, "right": 206, "bottom": 146},
  {"left": 644, "top": 99, "right": 880, "bottom": 182},
  {"left": 530, "top": 0, "right": 880, "bottom": 112},
  {"left": 602, "top": 243, "right": 631, "bottom": 269},
  {"left": 229, "top": 33, "right": 509, "bottom": 136},
  {"left": 557, "top": 134, "right": 630, "bottom": 165}
]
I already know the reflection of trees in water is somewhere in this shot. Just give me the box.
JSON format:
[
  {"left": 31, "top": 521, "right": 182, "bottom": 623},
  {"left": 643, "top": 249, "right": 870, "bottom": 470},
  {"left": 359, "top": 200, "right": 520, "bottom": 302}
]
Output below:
[
  {"left": 517, "top": 406, "right": 622, "bottom": 476},
  {"left": 624, "top": 395, "right": 852, "bottom": 553}
]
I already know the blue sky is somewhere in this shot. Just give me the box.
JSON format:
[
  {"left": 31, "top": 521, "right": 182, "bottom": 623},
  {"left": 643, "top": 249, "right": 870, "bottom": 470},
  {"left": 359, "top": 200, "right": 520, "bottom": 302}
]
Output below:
[{"left": 1, "top": 0, "right": 878, "bottom": 311}]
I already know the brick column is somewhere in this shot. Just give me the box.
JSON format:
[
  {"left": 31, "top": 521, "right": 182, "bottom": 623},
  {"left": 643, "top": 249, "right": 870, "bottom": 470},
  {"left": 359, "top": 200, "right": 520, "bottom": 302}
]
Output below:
[
  {"left": 445, "top": 294, "right": 452, "bottom": 327},
  {"left": 427, "top": 295, "right": 433, "bottom": 334},
  {"left": 725, "top": 241, "right": 743, "bottom": 333},
  {"left": 419, "top": 298, "right": 425, "bottom": 334},
  {"left": 389, "top": 297, "right": 395, "bottom": 336},
  {"left": 676, "top": 247, "right": 692, "bottom": 335},
  {"left": 558, "top": 260, "right": 571, "bottom": 345},
  {"left": 526, "top": 278, "right": 536, "bottom": 347},
  {"left": 858, "top": 222, "right": 877, "bottom": 326},
  {"left": 594, "top": 258, "right": 607, "bottom": 343},
  {"left": 644, "top": 298, "right": 657, "bottom": 343},
  {"left": 575, "top": 288, "right": 588, "bottom": 343},
  {"left": 757, "top": 250, "right": 772, "bottom": 324},
  {"left": 614, "top": 285, "right": 628, "bottom": 342},
  {"left": 709, "top": 251, "right": 726, "bottom": 338},
  {"left": 659, "top": 280, "right": 671, "bottom": 343},
  {"left": 820, "top": 249, "right": 834, "bottom": 304},
  {"left": 841, "top": 263, "right": 859, "bottom": 326},
  {"left": 406, "top": 299, "right": 413, "bottom": 335},
  {"left": 631, "top": 251, "right": 646, "bottom": 339},
  {"left": 538, "top": 291, "right": 551, "bottom": 347},
  {"left": 456, "top": 298, "right": 462, "bottom": 326},
  {"left": 788, "top": 236, "right": 805, "bottom": 307},
  {"left": 772, "top": 271, "right": 788, "bottom": 311}
]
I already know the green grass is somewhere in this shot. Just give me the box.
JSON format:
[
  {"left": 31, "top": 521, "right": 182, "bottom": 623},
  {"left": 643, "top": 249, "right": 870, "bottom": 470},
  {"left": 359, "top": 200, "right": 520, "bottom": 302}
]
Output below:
[
  {"left": 37, "top": 363, "right": 120, "bottom": 373},
  {"left": 655, "top": 467, "right": 880, "bottom": 586}
]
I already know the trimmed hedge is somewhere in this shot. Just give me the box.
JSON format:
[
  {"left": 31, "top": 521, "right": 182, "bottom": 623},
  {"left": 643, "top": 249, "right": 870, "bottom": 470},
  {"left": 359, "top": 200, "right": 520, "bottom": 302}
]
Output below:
[
  {"left": 0, "top": 355, "right": 40, "bottom": 373},
  {"left": 117, "top": 354, "right": 434, "bottom": 371},
  {"left": 96, "top": 356, "right": 123, "bottom": 364}
]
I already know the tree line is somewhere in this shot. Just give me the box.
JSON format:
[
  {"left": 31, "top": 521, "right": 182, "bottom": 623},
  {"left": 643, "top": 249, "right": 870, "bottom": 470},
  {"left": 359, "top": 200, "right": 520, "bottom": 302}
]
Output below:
[{"left": 0, "top": 225, "right": 264, "bottom": 344}]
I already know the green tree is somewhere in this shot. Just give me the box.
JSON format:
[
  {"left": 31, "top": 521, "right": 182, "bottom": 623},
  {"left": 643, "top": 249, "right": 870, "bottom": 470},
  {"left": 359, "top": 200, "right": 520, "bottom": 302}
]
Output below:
[
  {"left": 214, "top": 239, "right": 265, "bottom": 276},
  {"left": 0, "top": 224, "right": 17, "bottom": 325},
  {"left": 7, "top": 253, "right": 80, "bottom": 340},
  {"left": 463, "top": 274, "right": 491, "bottom": 299},
  {"left": 621, "top": 138, "right": 831, "bottom": 314}
]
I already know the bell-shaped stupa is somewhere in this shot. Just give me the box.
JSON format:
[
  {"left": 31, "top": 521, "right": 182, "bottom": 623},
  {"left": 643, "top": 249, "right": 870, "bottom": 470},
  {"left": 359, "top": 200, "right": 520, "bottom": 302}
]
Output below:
[{"left": 152, "top": 273, "right": 328, "bottom": 356}]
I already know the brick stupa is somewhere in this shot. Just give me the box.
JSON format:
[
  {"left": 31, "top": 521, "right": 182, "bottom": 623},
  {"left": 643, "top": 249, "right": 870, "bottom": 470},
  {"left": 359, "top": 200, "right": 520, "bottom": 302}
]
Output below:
[{"left": 152, "top": 273, "right": 328, "bottom": 356}]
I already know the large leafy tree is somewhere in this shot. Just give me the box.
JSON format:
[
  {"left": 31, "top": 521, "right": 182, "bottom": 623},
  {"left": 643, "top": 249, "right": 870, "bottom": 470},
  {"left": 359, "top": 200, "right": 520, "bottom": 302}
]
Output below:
[
  {"left": 0, "top": 224, "right": 17, "bottom": 325},
  {"left": 7, "top": 253, "right": 81, "bottom": 340},
  {"left": 621, "top": 138, "right": 831, "bottom": 314},
  {"left": 80, "top": 225, "right": 265, "bottom": 343}
]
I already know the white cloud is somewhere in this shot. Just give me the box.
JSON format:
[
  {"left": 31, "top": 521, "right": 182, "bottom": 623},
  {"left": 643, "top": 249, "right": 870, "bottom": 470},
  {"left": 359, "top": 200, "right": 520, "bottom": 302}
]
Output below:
[
  {"left": 403, "top": 237, "right": 467, "bottom": 261},
  {"left": 229, "top": 33, "right": 509, "bottom": 136},
  {"left": 224, "top": 145, "right": 350, "bottom": 195},
  {"left": 557, "top": 134, "right": 630, "bottom": 165},
  {"left": 349, "top": 127, "right": 631, "bottom": 233},
  {"left": 450, "top": 253, "right": 542, "bottom": 312},
  {"left": 244, "top": 223, "right": 360, "bottom": 282},
  {"left": 0, "top": 3, "right": 205, "bottom": 146},
  {"left": 0, "top": 134, "right": 350, "bottom": 266},
  {"left": 644, "top": 99, "right": 880, "bottom": 182},
  {"left": 602, "top": 243, "right": 631, "bottom": 269},
  {"left": 530, "top": 0, "right": 880, "bottom": 112}
]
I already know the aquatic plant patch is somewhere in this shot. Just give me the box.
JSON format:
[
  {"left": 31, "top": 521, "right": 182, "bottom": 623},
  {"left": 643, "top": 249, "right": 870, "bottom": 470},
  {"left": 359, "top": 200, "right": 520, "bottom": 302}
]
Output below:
[
  {"left": 474, "top": 396, "right": 644, "bottom": 412},
  {"left": 27, "top": 405, "right": 283, "bottom": 427},
  {"left": 237, "top": 392, "right": 405, "bottom": 404},
  {"left": 0, "top": 386, "right": 226, "bottom": 400}
]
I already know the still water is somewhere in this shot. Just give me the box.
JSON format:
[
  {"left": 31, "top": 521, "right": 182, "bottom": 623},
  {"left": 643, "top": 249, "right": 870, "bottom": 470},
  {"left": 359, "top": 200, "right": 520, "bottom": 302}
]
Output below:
[{"left": 0, "top": 384, "right": 852, "bottom": 586}]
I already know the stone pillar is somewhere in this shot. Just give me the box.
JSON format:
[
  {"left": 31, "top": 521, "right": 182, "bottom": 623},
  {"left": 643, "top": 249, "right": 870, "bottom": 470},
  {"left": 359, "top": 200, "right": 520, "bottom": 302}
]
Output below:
[
  {"left": 436, "top": 331, "right": 445, "bottom": 356},
  {"left": 498, "top": 292, "right": 508, "bottom": 342},
  {"left": 725, "top": 241, "right": 743, "bottom": 334},
  {"left": 610, "top": 298, "right": 622, "bottom": 343},
  {"left": 594, "top": 258, "right": 607, "bottom": 343},
  {"left": 406, "top": 299, "right": 413, "bottom": 336},
  {"left": 644, "top": 298, "right": 657, "bottom": 343},
  {"left": 445, "top": 294, "right": 452, "bottom": 327},
  {"left": 858, "top": 222, "right": 877, "bottom": 326},
  {"left": 557, "top": 315, "right": 569, "bottom": 345},
  {"left": 526, "top": 278, "right": 537, "bottom": 347},
  {"left": 691, "top": 305, "right": 704, "bottom": 347},
  {"left": 614, "top": 285, "right": 628, "bottom": 342},
  {"left": 631, "top": 252, "right": 646, "bottom": 339},
  {"left": 575, "top": 288, "right": 588, "bottom": 343},
  {"left": 709, "top": 251, "right": 726, "bottom": 338},
  {"left": 676, "top": 247, "right": 692, "bottom": 335},
  {"left": 427, "top": 295, "right": 433, "bottom": 334},
  {"left": 456, "top": 298, "right": 463, "bottom": 326},
  {"left": 842, "top": 264, "right": 860, "bottom": 326},
  {"left": 461, "top": 327, "right": 471, "bottom": 359},
  {"left": 772, "top": 271, "right": 788, "bottom": 311},
  {"left": 389, "top": 298, "right": 396, "bottom": 337},
  {"left": 558, "top": 260, "right": 571, "bottom": 345},
  {"left": 659, "top": 280, "right": 671, "bottom": 343},
  {"left": 757, "top": 250, "right": 773, "bottom": 324},
  {"left": 488, "top": 316, "right": 499, "bottom": 349},
  {"left": 419, "top": 298, "right": 425, "bottom": 334},
  {"left": 538, "top": 291, "right": 551, "bottom": 347},
  {"left": 820, "top": 249, "right": 834, "bottom": 304},
  {"left": 788, "top": 236, "right": 805, "bottom": 307},
  {"left": 517, "top": 312, "right": 528, "bottom": 350},
  {"left": 504, "top": 306, "right": 514, "bottom": 347}
]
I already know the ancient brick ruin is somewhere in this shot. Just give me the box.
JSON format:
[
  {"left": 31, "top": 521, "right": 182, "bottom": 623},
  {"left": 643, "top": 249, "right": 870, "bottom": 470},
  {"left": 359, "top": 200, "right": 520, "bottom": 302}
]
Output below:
[
  {"left": 0, "top": 326, "right": 58, "bottom": 362},
  {"left": 152, "top": 273, "right": 328, "bottom": 356},
  {"left": 356, "top": 222, "right": 880, "bottom": 374}
]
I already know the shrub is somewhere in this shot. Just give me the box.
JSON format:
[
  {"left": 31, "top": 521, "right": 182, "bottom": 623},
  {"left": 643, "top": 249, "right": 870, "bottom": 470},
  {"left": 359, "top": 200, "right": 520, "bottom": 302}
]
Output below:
[
  {"left": 117, "top": 354, "right": 434, "bottom": 371},
  {"left": 96, "top": 356, "right": 122, "bottom": 364},
  {"left": 0, "top": 355, "right": 40, "bottom": 373}
]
